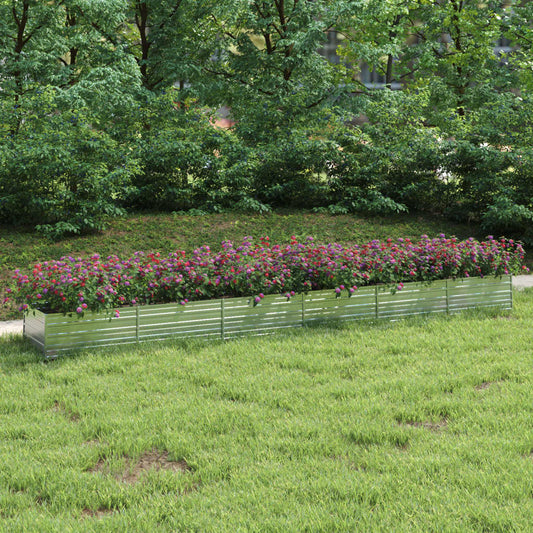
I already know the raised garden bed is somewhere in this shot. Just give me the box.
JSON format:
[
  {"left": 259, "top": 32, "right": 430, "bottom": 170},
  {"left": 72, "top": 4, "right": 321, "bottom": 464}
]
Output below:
[{"left": 24, "top": 275, "right": 512, "bottom": 357}]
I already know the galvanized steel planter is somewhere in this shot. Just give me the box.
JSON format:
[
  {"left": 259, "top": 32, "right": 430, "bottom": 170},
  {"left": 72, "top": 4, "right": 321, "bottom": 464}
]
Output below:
[{"left": 24, "top": 275, "right": 513, "bottom": 357}]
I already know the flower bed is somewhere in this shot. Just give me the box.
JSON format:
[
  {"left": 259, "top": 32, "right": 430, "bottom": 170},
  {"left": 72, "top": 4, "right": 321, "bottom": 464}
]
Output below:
[
  {"left": 24, "top": 275, "right": 513, "bottom": 357},
  {"left": 6, "top": 234, "right": 526, "bottom": 356},
  {"left": 7, "top": 235, "right": 527, "bottom": 315}
]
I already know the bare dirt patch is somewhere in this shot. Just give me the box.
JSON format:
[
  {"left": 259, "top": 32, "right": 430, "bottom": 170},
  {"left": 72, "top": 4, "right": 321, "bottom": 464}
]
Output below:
[
  {"left": 87, "top": 457, "right": 107, "bottom": 474},
  {"left": 81, "top": 508, "right": 115, "bottom": 519},
  {"left": 402, "top": 419, "right": 448, "bottom": 432},
  {"left": 52, "top": 401, "right": 80, "bottom": 422},
  {"left": 122, "top": 450, "right": 191, "bottom": 484},
  {"left": 475, "top": 380, "right": 503, "bottom": 391},
  {"left": 88, "top": 449, "right": 192, "bottom": 485}
]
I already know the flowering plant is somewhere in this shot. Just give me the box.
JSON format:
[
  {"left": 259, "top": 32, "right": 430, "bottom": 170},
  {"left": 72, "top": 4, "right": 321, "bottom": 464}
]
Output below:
[{"left": 6, "top": 235, "right": 528, "bottom": 317}]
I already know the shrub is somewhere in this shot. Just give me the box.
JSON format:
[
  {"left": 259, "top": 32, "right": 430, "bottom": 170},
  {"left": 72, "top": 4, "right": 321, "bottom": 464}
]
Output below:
[
  {"left": 0, "top": 90, "right": 137, "bottom": 238},
  {"left": 120, "top": 92, "right": 224, "bottom": 212}
]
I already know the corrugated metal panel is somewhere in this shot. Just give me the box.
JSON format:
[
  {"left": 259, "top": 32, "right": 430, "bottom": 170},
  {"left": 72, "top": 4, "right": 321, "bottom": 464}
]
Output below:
[
  {"left": 23, "top": 310, "right": 46, "bottom": 350},
  {"left": 139, "top": 300, "right": 222, "bottom": 340},
  {"left": 26, "top": 275, "right": 512, "bottom": 356},
  {"left": 224, "top": 294, "right": 303, "bottom": 338}
]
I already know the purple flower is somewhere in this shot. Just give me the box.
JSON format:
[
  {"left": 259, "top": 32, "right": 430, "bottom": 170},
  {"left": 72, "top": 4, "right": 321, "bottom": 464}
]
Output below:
[{"left": 8, "top": 235, "right": 526, "bottom": 316}]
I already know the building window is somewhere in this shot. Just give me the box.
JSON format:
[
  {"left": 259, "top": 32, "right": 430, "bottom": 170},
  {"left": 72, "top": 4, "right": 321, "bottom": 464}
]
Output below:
[
  {"left": 319, "top": 30, "right": 341, "bottom": 65},
  {"left": 494, "top": 36, "right": 513, "bottom": 63}
]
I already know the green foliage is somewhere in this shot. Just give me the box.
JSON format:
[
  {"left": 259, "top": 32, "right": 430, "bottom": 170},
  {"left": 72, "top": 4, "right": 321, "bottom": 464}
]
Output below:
[
  {"left": 120, "top": 91, "right": 223, "bottom": 212},
  {"left": 222, "top": 130, "right": 334, "bottom": 209},
  {"left": 203, "top": 0, "right": 349, "bottom": 137},
  {"left": 0, "top": 89, "right": 138, "bottom": 238},
  {"left": 482, "top": 196, "right": 533, "bottom": 240},
  {"left": 0, "top": 0, "right": 532, "bottom": 241},
  {"left": 334, "top": 0, "right": 533, "bottom": 240}
]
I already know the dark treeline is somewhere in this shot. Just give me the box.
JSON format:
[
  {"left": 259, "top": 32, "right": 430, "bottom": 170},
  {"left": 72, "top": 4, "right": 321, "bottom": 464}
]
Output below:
[{"left": 0, "top": 1, "right": 532, "bottom": 241}]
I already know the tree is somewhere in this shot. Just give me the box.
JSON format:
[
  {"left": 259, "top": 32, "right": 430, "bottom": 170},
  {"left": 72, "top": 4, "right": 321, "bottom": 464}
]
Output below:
[
  {"left": 109, "top": 0, "right": 212, "bottom": 92},
  {"left": 0, "top": 1, "right": 141, "bottom": 236},
  {"left": 334, "top": 0, "right": 533, "bottom": 240},
  {"left": 202, "top": 0, "right": 356, "bottom": 137}
]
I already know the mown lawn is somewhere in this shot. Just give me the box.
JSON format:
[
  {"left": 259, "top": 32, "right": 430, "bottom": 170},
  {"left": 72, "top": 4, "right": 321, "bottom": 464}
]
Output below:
[
  {"left": 1, "top": 289, "right": 532, "bottom": 532},
  {"left": 0, "top": 210, "right": 477, "bottom": 271}
]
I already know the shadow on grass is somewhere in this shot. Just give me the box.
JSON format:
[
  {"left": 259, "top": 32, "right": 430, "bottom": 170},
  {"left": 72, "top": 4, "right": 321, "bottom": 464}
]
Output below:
[
  {"left": 0, "top": 335, "right": 43, "bottom": 373},
  {"left": 34, "top": 335, "right": 229, "bottom": 368},
  {"left": 294, "top": 303, "right": 517, "bottom": 338},
  {"left": 0, "top": 302, "right": 518, "bottom": 373}
]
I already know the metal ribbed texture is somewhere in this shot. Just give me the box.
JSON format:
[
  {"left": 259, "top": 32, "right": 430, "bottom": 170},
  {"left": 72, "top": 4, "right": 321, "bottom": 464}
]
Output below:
[{"left": 23, "top": 275, "right": 512, "bottom": 356}]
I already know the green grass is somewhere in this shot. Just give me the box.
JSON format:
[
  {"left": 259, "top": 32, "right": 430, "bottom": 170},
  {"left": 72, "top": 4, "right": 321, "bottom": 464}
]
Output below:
[
  {"left": 0, "top": 210, "right": 478, "bottom": 271},
  {"left": 1, "top": 289, "right": 532, "bottom": 532}
]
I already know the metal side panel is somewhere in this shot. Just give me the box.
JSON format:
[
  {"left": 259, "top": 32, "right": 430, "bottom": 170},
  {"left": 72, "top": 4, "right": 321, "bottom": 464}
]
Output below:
[
  {"left": 24, "top": 275, "right": 513, "bottom": 355},
  {"left": 448, "top": 275, "right": 512, "bottom": 309},
  {"left": 137, "top": 300, "right": 222, "bottom": 341},
  {"left": 224, "top": 296, "right": 303, "bottom": 335},
  {"left": 23, "top": 309, "right": 46, "bottom": 351}
]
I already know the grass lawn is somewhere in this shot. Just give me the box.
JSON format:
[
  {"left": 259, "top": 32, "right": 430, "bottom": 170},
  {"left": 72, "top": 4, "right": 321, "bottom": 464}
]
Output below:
[
  {"left": 1, "top": 289, "right": 532, "bottom": 531},
  {"left": 0, "top": 210, "right": 479, "bottom": 272}
]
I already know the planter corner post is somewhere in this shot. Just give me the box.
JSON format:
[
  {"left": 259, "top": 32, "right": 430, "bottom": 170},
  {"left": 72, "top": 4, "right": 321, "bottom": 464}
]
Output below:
[
  {"left": 221, "top": 298, "right": 225, "bottom": 340},
  {"left": 136, "top": 306, "right": 140, "bottom": 343}
]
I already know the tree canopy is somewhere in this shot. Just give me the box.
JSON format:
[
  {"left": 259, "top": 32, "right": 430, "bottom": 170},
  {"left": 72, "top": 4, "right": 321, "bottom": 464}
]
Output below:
[{"left": 0, "top": 0, "right": 531, "bottom": 241}]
